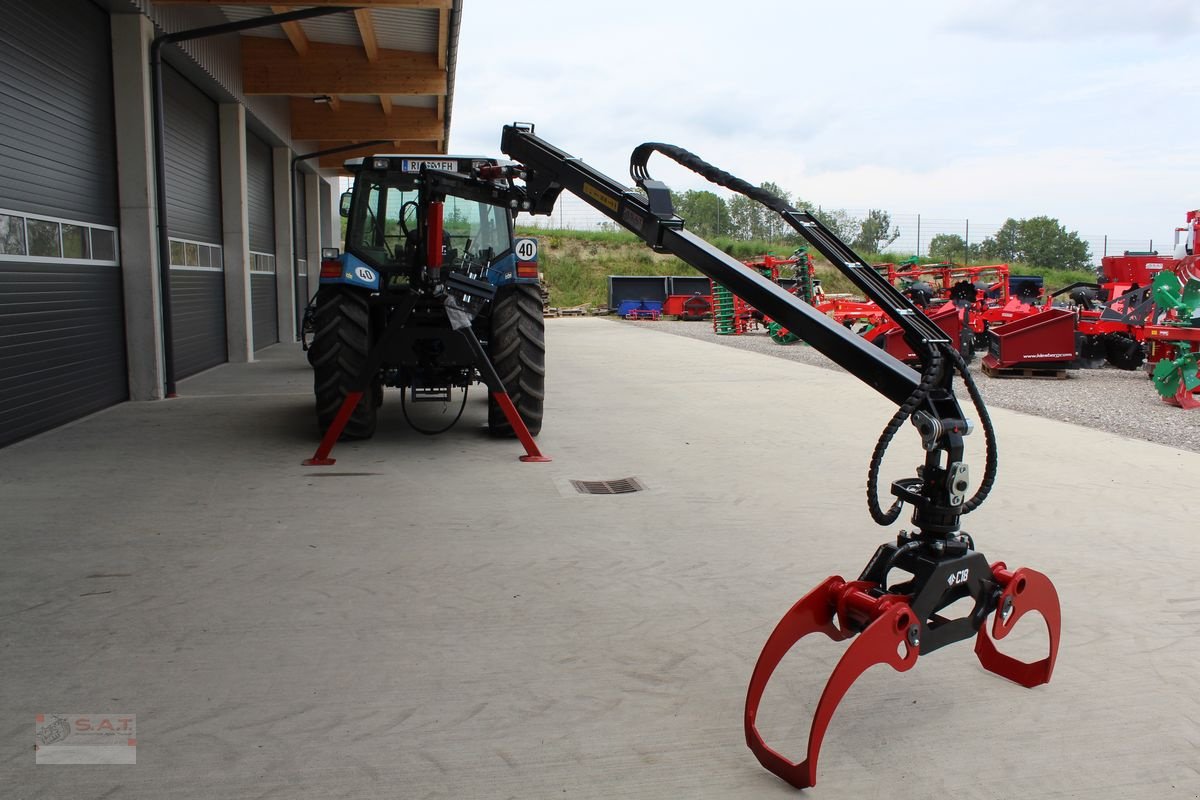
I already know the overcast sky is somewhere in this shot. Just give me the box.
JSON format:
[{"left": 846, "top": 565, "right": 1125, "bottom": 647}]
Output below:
[{"left": 451, "top": 0, "right": 1198, "bottom": 248}]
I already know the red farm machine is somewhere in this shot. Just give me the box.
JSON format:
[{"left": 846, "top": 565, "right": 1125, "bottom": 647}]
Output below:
[
  {"left": 701, "top": 206, "right": 1200, "bottom": 403},
  {"left": 710, "top": 249, "right": 820, "bottom": 338},
  {"left": 1044, "top": 210, "right": 1200, "bottom": 403},
  {"left": 1143, "top": 212, "right": 1200, "bottom": 406}
]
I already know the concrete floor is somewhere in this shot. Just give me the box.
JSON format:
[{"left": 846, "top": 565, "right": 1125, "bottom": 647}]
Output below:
[{"left": 2, "top": 317, "right": 1199, "bottom": 799}]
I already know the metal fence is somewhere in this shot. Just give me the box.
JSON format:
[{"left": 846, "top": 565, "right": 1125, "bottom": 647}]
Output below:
[{"left": 516, "top": 194, "right": 1160, "bottom": 266}]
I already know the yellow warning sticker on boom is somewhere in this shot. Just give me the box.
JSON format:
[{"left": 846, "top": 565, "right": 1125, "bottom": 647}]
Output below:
[{"left": 582, "top": 182, "right": 620, "bottom": 213}]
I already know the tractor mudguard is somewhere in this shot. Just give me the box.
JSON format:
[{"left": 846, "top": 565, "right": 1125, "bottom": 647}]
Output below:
[
  {"left": 319, "top": 252, "right": 381, "bottom": 291},
  {"left": 488, "top": 238, "right": 540, "bottom": 288}
]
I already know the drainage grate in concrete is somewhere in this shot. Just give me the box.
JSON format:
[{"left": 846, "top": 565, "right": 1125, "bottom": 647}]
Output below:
[{"left": 569, "top": 477, "right": 646, "bottom": 495}]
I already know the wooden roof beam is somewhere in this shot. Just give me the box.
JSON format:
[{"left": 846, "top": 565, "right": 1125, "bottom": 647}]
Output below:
[
  {"left": 353, "top": 8, "right": 394, "bottom": 114},
  {"left": 290, "top": 97, "right": 442, "bottom": 140},
  {"left": 270, "top": 5, "right": 309, "bottom": 55},
  {"left": 437, "top": 7, "right": 448, "bottom": 69},
  {"left": 354, "top": 9, "right": 379, "bottom": 62},
  {"left": 243, "top": 38, "right": 446, "bottom": 96}
]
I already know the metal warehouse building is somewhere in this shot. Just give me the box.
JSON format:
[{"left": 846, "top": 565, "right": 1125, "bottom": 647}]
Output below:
[{"left": 0, "top": 0, "right": 459, "bottom": 447}]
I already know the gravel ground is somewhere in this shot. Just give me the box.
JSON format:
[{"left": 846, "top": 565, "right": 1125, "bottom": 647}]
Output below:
[{"left": 613, "top": 317, "right": 1200, "bottom": 453}]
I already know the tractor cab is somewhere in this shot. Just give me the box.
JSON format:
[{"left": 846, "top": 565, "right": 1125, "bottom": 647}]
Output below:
[
  {"left": 329, "top": 155, "right": 536, "bottom": 295},
  {"left": 305, "top": 154, "right": 545, "bottom": 444}
]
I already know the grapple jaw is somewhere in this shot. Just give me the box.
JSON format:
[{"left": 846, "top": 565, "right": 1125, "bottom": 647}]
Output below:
[
  {"left": 974, "top": 563, "right": 1060, "bottom": 688},
  {"left": 745, "top": 554, "right": 1060, "bottom": 790}
]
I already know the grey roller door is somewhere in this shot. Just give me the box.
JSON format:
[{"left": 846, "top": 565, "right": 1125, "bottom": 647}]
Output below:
[
  {"left": 0, "top": 0, "right": 117, "bottom": 224},
  {"left": 163, "top": 65, "right": 221, "bottom": 244},
  {"left": 247, "top": 132, "right": 274, "bottom": 255},
  {"left": 163, "top": 64, "right": 226, "bottom": 377},
  {"left": 251, "top": 274, "right": 277, "bottom": 351},
  {"left": 0, "top": 0, "right": 125, "bottom": 448},
  {"left": 171, "top": 270, "right": 226, "bottom": 378},
  {"left": 247, "top": 131, "right": 277, "bottom": 350}
]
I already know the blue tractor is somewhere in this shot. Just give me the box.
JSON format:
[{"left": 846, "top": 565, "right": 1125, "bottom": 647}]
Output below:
[{"left": 307, "top": 155, "right": 544, "bottom": 441}]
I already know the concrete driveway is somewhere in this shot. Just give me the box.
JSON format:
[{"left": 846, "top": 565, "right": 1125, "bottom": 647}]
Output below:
[{"left": 2, "top": 318, "right": 1198, "bottom": 798}]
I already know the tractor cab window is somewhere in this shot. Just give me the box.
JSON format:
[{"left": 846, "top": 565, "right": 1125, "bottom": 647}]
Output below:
[
  {"left": 349, "top": 181, "right": 419, "bottom": 265},
  {"left": 442, "top": 195, "right": 510, "bottom": 264},
  {"left": 348, "top": 176, "right": 512, "bottom": 270}
]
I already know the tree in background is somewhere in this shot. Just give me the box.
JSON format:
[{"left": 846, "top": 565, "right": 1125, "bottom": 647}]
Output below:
[
  {"left": 978, "top": 219, "right": 1021, "bottom": 261},
  {"left": 725, "top": 194, "right": 754, "bottom": 240},
  {"left": 805, "top": 205, "right": 860, "bottom": 244},
  {"left": 1016, "top": 216, "right": 1091, "bottom": 270},
  {"left": 721, "top": 182, "right": 804, "bottom": 241},
  {"left": 977, "top": 216, "right": 1090, "bottom": 269},
  {"left": 657, "top": 185, "right": 1090, "bottom": 271},
  {"left": 670, "top": 190, "right": 730, "bottom": 238},
  {"left": 853, "top": 209, "right": 901, "bottom": 254},
  {"left": 928, "top": 233, "right": 970, "bottom": 262},
  {"left": 758, "top": 182, "right": 792, "bottom": 242}
]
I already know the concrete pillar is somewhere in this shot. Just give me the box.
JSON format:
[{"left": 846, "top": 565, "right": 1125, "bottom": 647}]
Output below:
[
  {"left": 272, "top": 147, "right": 296, "bottom": 342},
  {"left": 321, "top": 178, "right": 339, "bottom": 251},
  {"left": 305, "top": 171, "right": 322, "bottom": 300},
  {"left": 110, "top": 14, "right": 164, "bottom": 401},
  {"left": 219, "top": 103, "right": 253, "bottom": 363}
]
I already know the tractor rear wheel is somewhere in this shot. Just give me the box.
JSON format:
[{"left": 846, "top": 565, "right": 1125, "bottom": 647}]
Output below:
[
  {"left": 488, "top": 283, "right": 545, "bottom": 436},
  {"left": 309, "top": 285, "right": 377, "bottom": 440}
]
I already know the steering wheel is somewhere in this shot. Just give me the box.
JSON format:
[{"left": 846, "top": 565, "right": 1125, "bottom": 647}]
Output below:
[{"left": 399, "top": 200, "right": 418, "bottom": 238}]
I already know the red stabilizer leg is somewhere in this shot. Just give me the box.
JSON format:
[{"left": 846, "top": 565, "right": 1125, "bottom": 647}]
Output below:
[
  {"left": 302, "top": 391, "right": 364, "bottom": 466},
  {"left": 975, "top": 563, "right": 1061, "bottom": 688},
  {"left": 745, "top": 578, "right": 919, "bottom": 789},
  {"left": 491, "top": 391, "right": 551, "bottom": 462}
]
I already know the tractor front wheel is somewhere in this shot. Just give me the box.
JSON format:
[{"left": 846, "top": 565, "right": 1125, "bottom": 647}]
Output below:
[
  {"left": 488, "top": 284, "right": 545, "bottom": 436},
  {"left": 309, "top": 285, "right": 378, "bottom": 440}
]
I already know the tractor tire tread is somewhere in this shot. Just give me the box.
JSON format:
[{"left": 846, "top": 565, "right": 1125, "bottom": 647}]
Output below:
[
  {"left": 488, "top": 284, "right": 545, "bottom": 437},
  {"left": 309, "top": 286, "right": 377, "bottom": 440}
]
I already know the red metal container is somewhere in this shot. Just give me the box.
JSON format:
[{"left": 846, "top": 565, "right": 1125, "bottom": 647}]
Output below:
[
  {"left": 878, "top": 303, "right": 964, "bottom": 363},
  {"left": 983, "top": 307, "right": 1076, "bottom": 368}
]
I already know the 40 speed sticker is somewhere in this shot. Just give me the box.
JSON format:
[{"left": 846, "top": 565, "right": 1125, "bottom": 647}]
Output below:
[{"left": 515, "top": 238, "right": 538, "bottom": 261}]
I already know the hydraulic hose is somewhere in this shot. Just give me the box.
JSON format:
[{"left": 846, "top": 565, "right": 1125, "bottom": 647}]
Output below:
[{"left": 628, "top": 142, "right": 998, "bottom": 524}]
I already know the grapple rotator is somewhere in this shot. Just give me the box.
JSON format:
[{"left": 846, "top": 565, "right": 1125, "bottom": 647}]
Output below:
[{"left": 495, "top": 124, "right": 1062, "bottom": 789}]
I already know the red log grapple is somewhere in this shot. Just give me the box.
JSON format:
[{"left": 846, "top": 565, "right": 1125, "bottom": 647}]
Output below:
[{"left": 746, "top": 558, "right": 1059, "bottom": 788}]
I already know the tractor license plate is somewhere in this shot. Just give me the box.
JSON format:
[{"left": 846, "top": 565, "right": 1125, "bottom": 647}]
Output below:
[{"left": 401, "top": 159, "right": 457, "bottom": 173}]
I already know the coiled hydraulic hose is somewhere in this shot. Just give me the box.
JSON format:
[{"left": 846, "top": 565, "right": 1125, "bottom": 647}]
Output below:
[{"left": 628, "top": 143, "right": 998, "bottom": 525}]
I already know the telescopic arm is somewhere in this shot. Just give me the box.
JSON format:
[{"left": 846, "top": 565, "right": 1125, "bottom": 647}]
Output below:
[{"left": 499, "top": 124, "right": 953, "bottom": 407}]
